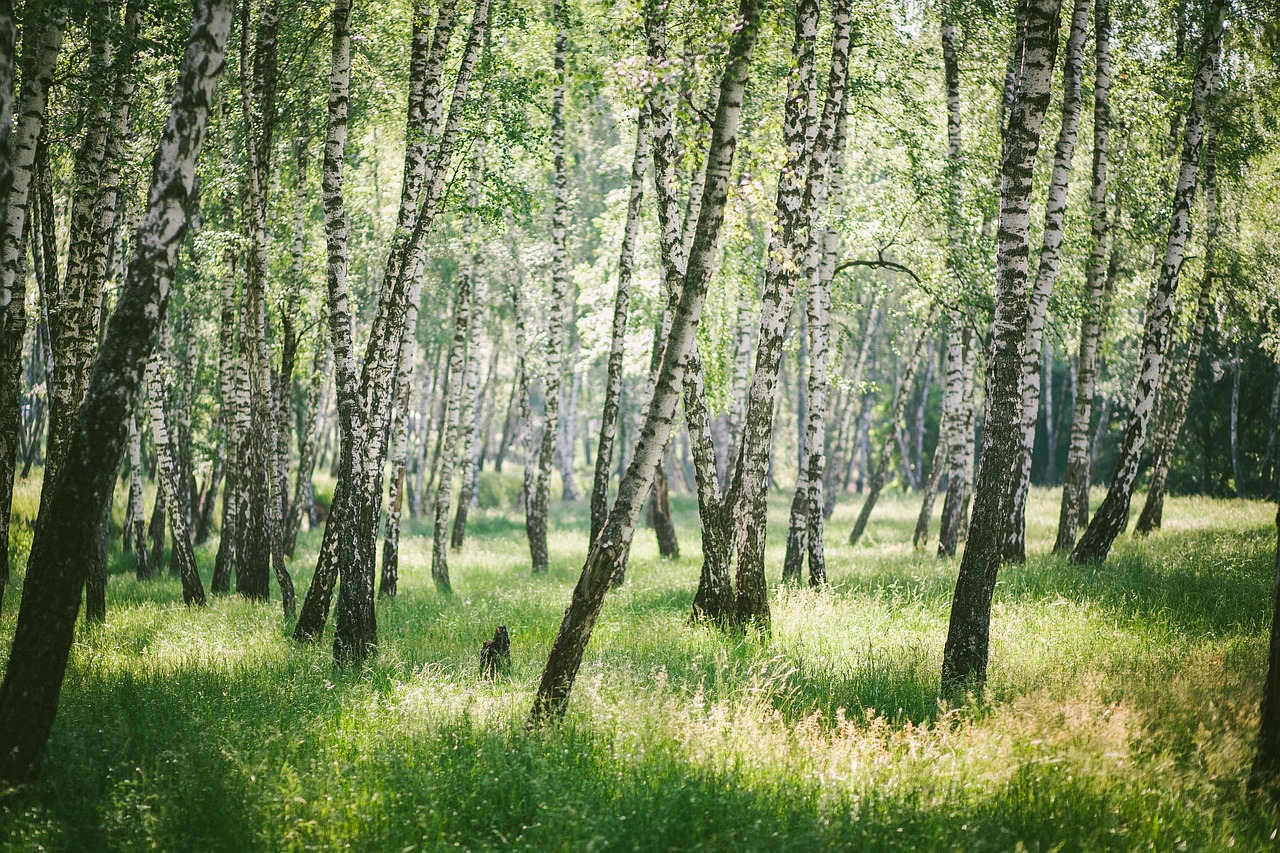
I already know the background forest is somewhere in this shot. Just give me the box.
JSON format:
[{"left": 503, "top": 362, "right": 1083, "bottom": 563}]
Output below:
[{"left": 0, "top": 0, "right": 1279, "bottom": 847}]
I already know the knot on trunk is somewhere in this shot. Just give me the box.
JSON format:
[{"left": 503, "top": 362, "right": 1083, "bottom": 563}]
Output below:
[{"left": 480, "top": 625, "right": 510, "bottom": 679}]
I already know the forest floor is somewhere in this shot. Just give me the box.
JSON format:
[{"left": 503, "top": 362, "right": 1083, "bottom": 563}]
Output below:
[{"left": 0, "top": 475, "right": 1278, "bottom": 851}]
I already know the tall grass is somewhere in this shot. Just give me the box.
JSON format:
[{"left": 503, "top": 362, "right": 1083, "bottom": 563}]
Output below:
[{"left": 0, "top": 480, "right": 1277, "bottom": 851}]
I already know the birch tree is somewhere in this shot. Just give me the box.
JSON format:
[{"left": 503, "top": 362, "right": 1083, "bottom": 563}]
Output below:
[
  {"left": 1054, "top": 0, "right": 1112, "bottom": 553},
  {"left": 1071, "top": 0, "right": 1224, "bottom": 564},
  {"left": 941, "top": 0, "right": 1064, "bottom": 693},
  {"left": 1003, "top": 0, "right": 1091, "bottom": 562},
  {"left": 527, "top": 0, "right": 571, "bottom": 573},
  {"left": 1134, "top": 130, "right": 1218, "bottom": 535}
]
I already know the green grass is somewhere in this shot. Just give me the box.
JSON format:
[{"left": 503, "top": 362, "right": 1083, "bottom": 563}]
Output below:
[{"left": 1, "top": 477, "right": 1278, "bottom": 851}]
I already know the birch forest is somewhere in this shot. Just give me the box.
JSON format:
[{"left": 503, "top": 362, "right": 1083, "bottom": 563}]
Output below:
[{"left": 1, "top": 0, "right": 1280, "bottom": 847}]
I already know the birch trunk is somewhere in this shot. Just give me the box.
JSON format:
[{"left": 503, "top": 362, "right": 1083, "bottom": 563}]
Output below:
[
  {"left": 0, "top": 0, "right": 231, "bottom": 783},
  {"left": 127, "top": 413, "right": 149, "bottom": 578},
  {"left": 146, "top": 337, "right": 205, "bottom": 606},
  {"left": 531, "top": 0, "right": 760, "bottom": 723},
  {"left": 1055, "top": 0, "right": 1112, "bottom": 552},
  {"left": 941, "top": 0, "right": 1063, "bottom": 692},
  {"left": 785, "top": 78, "right": 850, "bottom": 585},
  {"left": 730, "top": 0, "right": 851, "bottom": 631},
  {"left": 1003, "top": 0, "right": 1090, "bottom": 562},
  {"left": 1071, "top": 0, "right": 1223, "bottom": 564},
  {"left": 430, "top": 270, "right": 473, "bottom": 593},
  {"left": 590, "top": 106, "right": 649, "bottom": 544},
  {"left": 935, "top": 0, "right": 971, "bottom": 558},
  {"left": 1134, "top": 136, "right": 1217, "bottom": 534},
  {"left": 0, "top": 5, "right": 63, "bottom": 612},
  {"left": 450, "top": 154, "right": 488, "bottom": 551},
  {"left": 526, "top": 0, "right": 571, "bottom": 573}
]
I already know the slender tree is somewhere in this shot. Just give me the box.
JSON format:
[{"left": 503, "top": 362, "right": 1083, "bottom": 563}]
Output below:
[
  {"left": 1054, "top": 0, "right": 1112, "bottom": 552},
  {"left": 590, "top": 106, "right": 649, "bottom": 544},
  {"left": 531, "top": 0, "right": 761, "bottom": 722},
  {"left": 1071, "top": 0, "right": 1224, "bottom": 564},
  {"left": 1134, "top": 132, "right": 1218, "bottom": 534},
  {"left": 1003, "top": 0, "right": 1090, "bottom": 562},
  {"left": 527, "top": 0, "right": 571, "bottom": 573}
]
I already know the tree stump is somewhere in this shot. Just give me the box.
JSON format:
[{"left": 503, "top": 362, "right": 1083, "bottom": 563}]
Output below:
[{"left": 480, "top": 625, "right": 510, "bottom": 679}]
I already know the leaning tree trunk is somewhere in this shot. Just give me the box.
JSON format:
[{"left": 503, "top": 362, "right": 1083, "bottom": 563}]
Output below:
[
  {"left": 940, "top": 0, "right": 1063, "bottom": 694},
  {"left": 530, "top": 0, "right": 760, "bottom": 724},
  {"left": 1134, "top": 134, "right": 1217, "bottom": 535},
  {"left": 848, "top": 311, "right": 937, "bottom": 546},
  {"left": 1002, "top": 0, "right": 1090, "bottom": 563},
  {"left": 1071, "top": 0, "right": 1223, "bottom": 564},
  {"left": 642, "top": 5, "right": 732, "bottom": 608},
  {"left": 590, "top": 106, "right": 649, "bottom": 544},
  {"left": 0, "top": 0, "right": 231, "bottom": 784},
  {"left": 1055, "top": 0, "right": 1112, "bottom": 553},
  {"left": 1250, "top": 502, "right": 1280, "bottom": 799}
]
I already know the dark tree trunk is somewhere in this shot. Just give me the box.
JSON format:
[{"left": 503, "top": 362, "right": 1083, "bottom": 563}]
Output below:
[{"left": 1250, "top": 502, "right": 1280, "bottom": 799}]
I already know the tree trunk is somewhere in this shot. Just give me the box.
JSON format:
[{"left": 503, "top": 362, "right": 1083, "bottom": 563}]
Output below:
[
  {"left": 1134, "top": 135, "right": 1217, "bottom": 534},
  {"left": 127, "top": 413, "right": 149, "bottom": 578},
  {"left": 590, "top": 106, "right": 649, "bottom": 544},
  {"left": 530, "top": 0, "right": 760, "bottom": 723},
  {"left": 1071, "top": 0, "right": 1223, "bottom": 564},
  {"left": 146, "top": 339, "right": 205, "bottom": 605},
  {"left": 934, "top": 0, "right": 971, "bottom": 559},
  {"left": 785, "top": 94, "right": 849, "bottom": 585},
  {"left": 0, "top": 5, "right": 63, "bottom": 614},
  {"left": 730, "top": 0, "right": 851, "bottom": 631},
  {"left": 450, "top": 154, "right": 489, "bottom": 551},
  {"left": 526, "top": 0, "right": 571, "bottom": 573},
  {"left": 431, "top": 263, "right": 474, "bottom": 593},
  {"left": 1055, "top": 0, "right": 1112, "bottom": 553},
  {"left": 941, "top": 0, "right": 1063, "bottom": 694},
  {"left": 1003, "top": 0, "right": 1090, "bottom": 563},
  {"left": 0, "top": 0, "right": 231, "bottom": 783}
]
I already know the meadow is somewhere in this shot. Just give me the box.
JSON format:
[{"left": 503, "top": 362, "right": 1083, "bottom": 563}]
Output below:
[{"left": 1, "top": 474, "right": 1278, "bottom": 851}]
